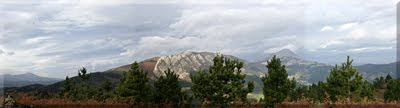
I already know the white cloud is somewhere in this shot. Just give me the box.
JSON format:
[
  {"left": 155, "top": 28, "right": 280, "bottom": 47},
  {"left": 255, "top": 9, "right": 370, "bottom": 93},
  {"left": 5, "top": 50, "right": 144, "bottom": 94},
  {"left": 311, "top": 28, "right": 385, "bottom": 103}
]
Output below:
[
  {"left": 320, "top": 26, "right": 334, "bottom": 32},
  {"left": 348, "top": 46, "right": 393, "bottom": 52},
  {"left": 0, "top": 0, "right": 398, "bottom": 77},
  {"left": 264, "top": 44, "right": 298, "bottom": 53},
  {"left": 320, "top": 40, "right": 344, "bottom": 49},
  {"left": 338, "top": 22, "right": 358, "bottom": 31},
  {"left": 25, "top": 36, "right": 53, "bottom": 45}
]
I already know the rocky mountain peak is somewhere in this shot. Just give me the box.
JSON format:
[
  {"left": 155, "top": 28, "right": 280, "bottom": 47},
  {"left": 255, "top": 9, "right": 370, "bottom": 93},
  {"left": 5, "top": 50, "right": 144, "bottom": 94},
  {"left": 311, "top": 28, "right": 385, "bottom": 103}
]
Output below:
[
  {"left": 270, "top": 49, "right": 300, "bottom": 59},
  {"left": 262, "top": 49, "right": 315, "bottom": 66}
]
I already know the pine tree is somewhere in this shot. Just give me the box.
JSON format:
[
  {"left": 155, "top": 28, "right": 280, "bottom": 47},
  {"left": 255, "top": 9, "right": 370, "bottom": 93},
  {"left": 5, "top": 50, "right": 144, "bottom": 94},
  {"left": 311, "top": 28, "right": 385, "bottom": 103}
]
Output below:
[
  {"left": 385, "top": 74, "right": 393, "bottom": 83},
  {"left": 60, "top": 76, "right": 73, "bottom": 98},
  {"left": 289, "top": 85, "right": 307, "bottom": 102},
  {"left": 191, "top": 54, "right": 254, "bottom": 105},
  {"left": 324, "top": 56, "right": 371, "bottom": 102},
  {"left": 95, "top": 80, "right": 113, "bottom": 101},
  {"left": 262, "top": 55, "right": 295, "bottom": 107},
  {"left": 76, "top": 67, "right": 93, "bottom": 100},
  {"left": 154, "top": 68, "right": 185, "bottom": 104},
  {"left": 305, "top": 82, "right": 326, "bottom": 103},
  {"left": 359, "top": 81, "right": 374, "bottom": 101},
  {"left": 115, "top": 61, "right": 151, "bottom": 103},
  {"left": 384, "top": 79, "right": 400, "bottom": 101},
  {"left": 373, "top": 76, "right": 386, "bottom": 89}
]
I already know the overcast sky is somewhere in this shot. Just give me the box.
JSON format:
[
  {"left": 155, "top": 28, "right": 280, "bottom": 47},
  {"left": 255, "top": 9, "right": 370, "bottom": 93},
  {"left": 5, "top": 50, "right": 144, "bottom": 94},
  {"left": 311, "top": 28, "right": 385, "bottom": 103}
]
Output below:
[{"left": 0, "top": 0, "right": 398, "bottom": 78}]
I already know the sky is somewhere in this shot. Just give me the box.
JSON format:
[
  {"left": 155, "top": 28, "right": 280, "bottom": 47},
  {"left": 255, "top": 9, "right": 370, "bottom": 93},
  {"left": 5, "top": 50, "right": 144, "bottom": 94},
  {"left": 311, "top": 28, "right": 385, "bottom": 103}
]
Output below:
[{"left": 0, "top": 0, "right": 398, "bottom": 78}]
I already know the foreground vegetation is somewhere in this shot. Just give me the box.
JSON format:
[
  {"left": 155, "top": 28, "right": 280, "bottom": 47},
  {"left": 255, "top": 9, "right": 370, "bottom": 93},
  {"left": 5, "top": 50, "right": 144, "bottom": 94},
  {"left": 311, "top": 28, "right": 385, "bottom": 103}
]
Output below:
[{"left": 6, "top": 55, "right": 400, "bottom": 107}]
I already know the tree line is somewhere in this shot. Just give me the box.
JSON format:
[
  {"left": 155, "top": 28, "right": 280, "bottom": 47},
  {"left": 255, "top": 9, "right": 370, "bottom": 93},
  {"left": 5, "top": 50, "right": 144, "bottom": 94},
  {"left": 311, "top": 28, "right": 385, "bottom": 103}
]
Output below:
[{"left": 58, "top": 54, "right": 400, "bottom": 107}]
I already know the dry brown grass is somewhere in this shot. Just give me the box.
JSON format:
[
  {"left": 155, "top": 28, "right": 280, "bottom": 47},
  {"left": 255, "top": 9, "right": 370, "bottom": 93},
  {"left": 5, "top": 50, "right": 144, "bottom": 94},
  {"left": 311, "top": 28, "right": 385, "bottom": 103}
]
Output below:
[{"left": 11, "top": 93, "right": 400, "bottom": 108}]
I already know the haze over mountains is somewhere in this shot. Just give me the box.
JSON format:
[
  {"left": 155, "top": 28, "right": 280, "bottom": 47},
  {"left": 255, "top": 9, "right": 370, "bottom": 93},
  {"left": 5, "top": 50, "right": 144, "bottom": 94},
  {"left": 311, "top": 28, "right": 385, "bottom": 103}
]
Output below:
[
  {"left": 0, "top": 73, "right": 61, "bottom": 87},
  {"left": 111, "top": 49, "right": 395, "bottom": 84},
  {"left": 5, "top": 49, "right": 396, "bottom": 93}
]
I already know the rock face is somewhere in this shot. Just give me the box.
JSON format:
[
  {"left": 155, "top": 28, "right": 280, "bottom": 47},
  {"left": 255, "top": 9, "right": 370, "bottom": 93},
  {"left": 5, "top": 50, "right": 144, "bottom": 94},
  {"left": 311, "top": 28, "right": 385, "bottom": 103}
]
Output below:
[
  {"left": 258, "top": 49, "right": 332, "bottom": 85},
  {"left": 112, "top": 49, "right": 396, "bottom": 85},
  {"left": 113, "top": 52, "right": 242, "bottom": 82},
  {"left": 153, "top": 52, "right": 217, "bottom": 81},
  {"left": 261, "top": 49, "right": 321, "bottom": 66}
]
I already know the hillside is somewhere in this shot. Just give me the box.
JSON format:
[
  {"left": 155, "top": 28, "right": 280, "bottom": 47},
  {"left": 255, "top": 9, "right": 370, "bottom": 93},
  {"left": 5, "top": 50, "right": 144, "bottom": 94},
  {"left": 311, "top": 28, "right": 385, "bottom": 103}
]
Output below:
[
  {"left": 6, "top": 50, "right": 396, "bottom": 94},
  {"left": 1, "top": 73, "right": 61, "bottom": 87}
]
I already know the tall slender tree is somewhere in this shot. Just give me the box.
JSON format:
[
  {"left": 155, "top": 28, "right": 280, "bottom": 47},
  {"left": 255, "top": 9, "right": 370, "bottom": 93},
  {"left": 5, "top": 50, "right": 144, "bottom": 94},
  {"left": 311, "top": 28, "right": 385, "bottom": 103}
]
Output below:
[
  {"left": 262, "top": 55, "right": 295, "bottom": 107},
  {"left": 154, "top": 68, "right": 185, "bottom": 104},
  {"left": 115, "top": 61, "right": 151, "bottom": 103},
  {"left": 75, "top": 67, "right": 93, "bottom": 100},
  {"left": 384, "top": 79, "right": 400, "bottom": 101}
]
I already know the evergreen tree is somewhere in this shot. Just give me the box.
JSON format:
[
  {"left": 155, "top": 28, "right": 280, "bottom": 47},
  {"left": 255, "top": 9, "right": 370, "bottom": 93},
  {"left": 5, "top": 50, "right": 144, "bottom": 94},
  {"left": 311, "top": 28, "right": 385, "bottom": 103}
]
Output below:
[
  {"left": 385, "top": 74, "right": 393, "bottom": 83},
  {"left": 324, "top": 56, "right": 371, "bottom": 102},
  {"left": 154, "top": 68, "right": 185, "bottom": 104},
  {"left": 95, "top": 80, "right": 113, "bottom": 101},
  {"left": 358, "top": 81, "right": 374, "bottom": 101},
  {"left": 115, "top": 61, "right": 151, "bottom": 103},
  {"left": 289, "top": 85, "right": 307, "bottom": 102},
  {"left": 373, "top": 76, "right": 386, "bottom": 89},
  {"left": 191, "top": 54, "right": 254, "bottom": 105},
  {"left": 75, "top": 67, "right": 94, "bottom": 100},
  {"left": 305, "top": 82, "right": 326, "bottom": 103},
  {"left": 384, "top": 79, "right": 400, "bottom": 101},
  {"left": 60, "top": 76, "right": 73, "bottom": 98},
  {"left": 262, "top": 55, "right": 295, "bottom": 107}
]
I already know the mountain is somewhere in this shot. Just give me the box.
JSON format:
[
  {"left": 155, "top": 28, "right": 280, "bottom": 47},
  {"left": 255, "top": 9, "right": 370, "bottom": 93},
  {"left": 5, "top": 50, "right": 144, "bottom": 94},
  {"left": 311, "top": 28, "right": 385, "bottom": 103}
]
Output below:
[
  {"left": 6, "top": 50, "right": 396, "bottom": 94},
  {"left": 356, "top": 62, "right": 397, "bottom": 81},
  {"left": 256, "top": 49, "right": 332, "bottom": 84},
  {"left": 258, "top": 49, "right": 396, "bottom": 84},
  {"left": 112, "top": 52, "right": 247, "bottom": 82},
  {"left": 0, "top": 73, "right": 62, "bottom": 87}
]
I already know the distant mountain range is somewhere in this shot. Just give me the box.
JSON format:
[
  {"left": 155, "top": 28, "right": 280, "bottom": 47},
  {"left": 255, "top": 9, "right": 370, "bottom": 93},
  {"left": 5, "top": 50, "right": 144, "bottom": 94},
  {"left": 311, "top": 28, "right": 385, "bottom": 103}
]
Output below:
[
  {"left": 5, "top": 49, "right": 397, "bottom": 93},
  {"left": 1, "top": 73, "right": 61, "bottom": 87}
]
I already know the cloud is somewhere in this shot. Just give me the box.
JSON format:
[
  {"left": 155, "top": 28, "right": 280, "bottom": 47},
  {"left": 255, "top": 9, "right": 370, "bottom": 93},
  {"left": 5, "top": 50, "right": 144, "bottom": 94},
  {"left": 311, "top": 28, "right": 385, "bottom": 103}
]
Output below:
[
  {"left": 348, "top": 46, "right": 393, "bottom": 52},
  {"left": 338, "top": 22, "right": 358, "bottom": 31},
  {"left": 320, "top": 26, "right": 334, "bottom": 32},
  {"left": 0, "top": 0, "right": 398, "bottom": 77},
  {"left": 0, "top": 49, "right": 4, "bottom": 54}
]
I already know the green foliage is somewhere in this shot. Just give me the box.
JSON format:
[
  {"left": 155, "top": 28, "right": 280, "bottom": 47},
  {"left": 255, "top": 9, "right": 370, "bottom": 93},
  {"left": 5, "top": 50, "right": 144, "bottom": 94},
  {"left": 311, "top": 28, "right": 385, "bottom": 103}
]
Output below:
[
  {"left": 190, "top": 54, "right": 254, "bottom": 105},
  {"left": 154, "top": 68, "right": 186, "bottom": 104},
  {"left": 115, "top": 61, "right": 151, "bottom": 103},
  {"left": 59, "top": 68, "right": 95, "bottom": 100},
  {"left": 304, "top": 82, "right": 326, "bottom": 103},
  {"left": 324, "top": 56, "right": 372, "bottom": 102},
  {"left": 385, "top": 74, "right": 393, "bottom": 83},
  {"left": 289, "top": 85, "right": 307, "bottom": 102},
  {"left": 384, "top": 78, "right": 400, "bottom": 101},
  {"left": 74, "top": 67, "right": 95, "bottom": 100},
  {"left": 358, "top": 81, "right": 374, "bottom": 101},
  {"left": 60, "top": 76, "right": 73, "bottom": 98},
  {"left": 78, "top": 67, "right": 90, "bottom": 82},
  {"left": 262, "top": 55, "right": 295, "bottom": 107},
  {"left": 373, "top": 76, "right": 386, "bottom": 89},
  {"left": 94, "top": 80, "right": 113, "bottom": 101}
]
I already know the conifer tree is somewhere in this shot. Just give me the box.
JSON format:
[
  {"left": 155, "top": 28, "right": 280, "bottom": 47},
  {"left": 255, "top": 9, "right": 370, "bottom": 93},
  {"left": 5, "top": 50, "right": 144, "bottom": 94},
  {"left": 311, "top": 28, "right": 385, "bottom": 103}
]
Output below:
[
  {"left": 95, "top": 80, "right": 113, "bottom": 101},
  {"left": 191, "top": 54, "right": 254, "bottom": 105},
  {"left": 75, "top": 67, "right": 93, "bottom": 100},
  {"left": 305, "top": 81, "right": 326, "bottom": 103},
  {"left": 262, "top": 55, "right": 295, "bottom": 107},
  {"left": 373, "top": 76, "right": 386, "bottom": 89},
  {"left": 384, "top": 79, "right": 400, "bottom": 101},
  {"left": 324, "top": 56, "right": 371, "bottom": 102},
  {"left": 115, "top": 61, "right": 151, "bottom": 103},
  {"left": 154, "top": 68, "right": 185, "bottom": 104},
  {"left": 60, "top": 76, "right": 73, "bottom": 98}
]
